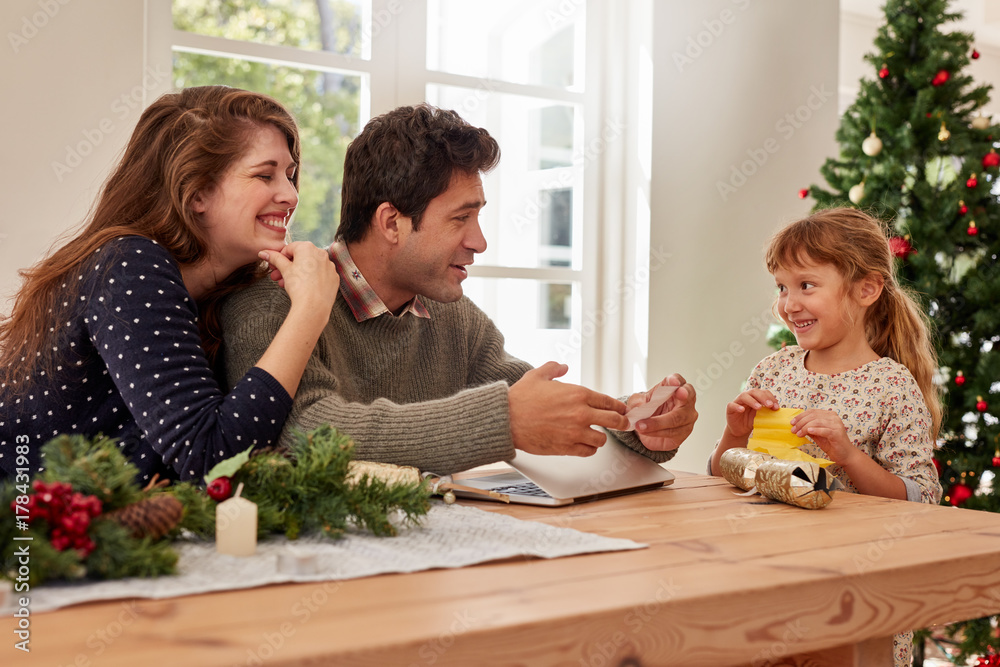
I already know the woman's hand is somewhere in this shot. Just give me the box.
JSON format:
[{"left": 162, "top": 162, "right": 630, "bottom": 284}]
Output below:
[
  {"left": 791, "top": 409, "right": 855, "bottom": 466},
  {"left": 254, "top": 243, "right": 339, "bottom": 399},
  {"left": 725, "top": 388, "right": 779, "bottom": 439},
  {"left": 259, "top": 242, "right": 339, "bottom": 312}
]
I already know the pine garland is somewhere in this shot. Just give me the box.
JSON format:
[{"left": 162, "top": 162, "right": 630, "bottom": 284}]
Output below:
[
  {"left": 1, "top": 434, "right": 179, "bottom": 585},
  {"left": 1, "top": 427, "right": 431, "bottom": 586},
  {"left": 219, "top": 426, "right": 431, "bottom": 540}
]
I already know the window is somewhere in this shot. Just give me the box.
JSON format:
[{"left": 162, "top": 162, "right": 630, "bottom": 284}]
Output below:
[{"left": 151, "top": 0, "right": 651, "bottom": 393}]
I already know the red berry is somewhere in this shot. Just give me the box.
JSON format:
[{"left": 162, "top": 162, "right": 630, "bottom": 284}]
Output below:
[{"left": 206, "top": 476, "right": 233, "bottom": 501}]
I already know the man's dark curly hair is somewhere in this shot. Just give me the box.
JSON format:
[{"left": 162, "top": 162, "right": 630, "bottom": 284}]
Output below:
[{"left": 336, "top": 104, "right": 500, "bottom": 242}]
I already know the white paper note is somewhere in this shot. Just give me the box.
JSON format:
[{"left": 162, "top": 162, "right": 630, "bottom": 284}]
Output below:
[{"left": 624, "top": 384, "right": 678, "bottom": 431}]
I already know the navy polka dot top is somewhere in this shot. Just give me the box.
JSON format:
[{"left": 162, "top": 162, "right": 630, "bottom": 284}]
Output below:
[{"left": 0, "top": 236, "right": 293, "bottom": 484}]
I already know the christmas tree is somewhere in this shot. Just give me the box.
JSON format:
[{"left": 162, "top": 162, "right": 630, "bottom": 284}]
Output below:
[{"left": 802, "top": 1, "right": 999, "bottom": 663}]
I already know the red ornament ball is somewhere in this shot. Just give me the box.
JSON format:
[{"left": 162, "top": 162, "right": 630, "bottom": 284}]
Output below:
[
  {"left": 948, "top": 482, "right": 974, "bottom": 506},
  {"left": 888, "top": 236, "right": 916, "bottom": 259},
  {"left": 968, "top": 222, "right": 979, "bottom": 236},
  {"left": 976, "top": 397, "right": 989, "bottom": 412},
  {"left": 959, "top": 202, "right": 969, "bottom": 215},
  {"left": 972, "top": 49, "right": 981, "bottom": 60},
  {"left": 967, "top": 174, "right": 979, "bottom": 188},
  {"left": 954, "top": 371, "right": 966, "bottom": 386},
  {"left": 878, "top": 65, "right": 889, "bottom": 79},
  {"left": 798, "top": 188, "right": 808, "bottom": 199},
  {"left": 206, "top": 476, "right": 233, "bottom": 501},
  {"left": 993, "top": 453, "right": 1000, "bottom": 468},
  {"left": 932, "top": 69, "right": 950, "bottom": 86},
  {"left": 984, "top": 151, "right": 1000, "bottom": 169}
]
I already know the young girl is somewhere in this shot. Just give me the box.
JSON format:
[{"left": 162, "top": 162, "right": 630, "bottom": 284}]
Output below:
[
  {"left": 710, "top": 207, "right": 942, "bottom": 666},
  {"left": 0, "top": 86, "right": 340, "bottom": 485}
]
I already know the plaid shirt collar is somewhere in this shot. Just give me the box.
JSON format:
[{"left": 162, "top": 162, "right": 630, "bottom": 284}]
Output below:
[{"left": 330, "top": 241, "right": 430, "bottom": 322}]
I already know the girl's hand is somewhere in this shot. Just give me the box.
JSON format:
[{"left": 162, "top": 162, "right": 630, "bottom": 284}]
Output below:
[
  {"left": 725, "top": 389, "right": 779, "bottom": 439},
  {"left": 259, "top": 242, "right": 339, "bottom": 313},
  {"left": 791, "top": 409, "right": 855, "bottom": 465}
]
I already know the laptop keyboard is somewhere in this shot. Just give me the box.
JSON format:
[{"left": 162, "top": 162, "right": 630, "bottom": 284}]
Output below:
[{"left": 488, "top": 481, "right": 553, "bottom": 498}]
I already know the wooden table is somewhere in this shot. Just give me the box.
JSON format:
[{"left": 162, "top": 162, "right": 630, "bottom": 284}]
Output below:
[{"left": 5, "top": 473, "right": 1000, "bottom": 667}]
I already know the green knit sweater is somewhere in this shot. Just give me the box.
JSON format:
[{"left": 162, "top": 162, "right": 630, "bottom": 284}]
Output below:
[{"left": 220, "top": 278, "right": 672, "bottom": 473}]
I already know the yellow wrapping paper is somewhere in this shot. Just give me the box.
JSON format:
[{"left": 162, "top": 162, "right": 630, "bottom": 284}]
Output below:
[{"left": 746, "top": 407, "right": 833, "bottom": 467}]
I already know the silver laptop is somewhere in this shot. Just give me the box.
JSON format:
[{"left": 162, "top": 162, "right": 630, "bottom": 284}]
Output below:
[{"left": 456, "top": 428, "right": 675, "bottom": 506}]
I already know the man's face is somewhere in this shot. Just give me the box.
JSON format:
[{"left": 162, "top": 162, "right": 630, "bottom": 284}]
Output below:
[{"left": 387, "top": 170, "right": 487, "bottom": 307}]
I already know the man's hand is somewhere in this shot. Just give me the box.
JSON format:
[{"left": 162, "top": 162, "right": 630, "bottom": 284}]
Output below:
[
  {"left": 508, "top": 361, "right": 629, "bottom": 457},
  {"left": 628, "top": 374, "right": 698, "bottom": 452}
]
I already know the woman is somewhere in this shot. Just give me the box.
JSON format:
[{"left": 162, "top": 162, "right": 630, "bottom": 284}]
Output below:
[{"left": 0, "top": 86, "right": 339, "bottom": 484}]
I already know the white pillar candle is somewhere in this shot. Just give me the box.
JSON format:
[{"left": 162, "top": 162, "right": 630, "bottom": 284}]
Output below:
[{"left": 216, "top": 482, "right": 257, "bottom": 557}]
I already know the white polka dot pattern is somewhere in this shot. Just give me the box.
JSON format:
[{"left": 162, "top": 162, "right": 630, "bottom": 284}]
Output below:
[{"left": 0, "top": 237, "right": 292, "bottom": 483}]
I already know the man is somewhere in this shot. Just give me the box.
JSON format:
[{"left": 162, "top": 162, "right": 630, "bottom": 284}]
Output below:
[{"left": 221, "top": 104, "right": 697, "bottom": 474}]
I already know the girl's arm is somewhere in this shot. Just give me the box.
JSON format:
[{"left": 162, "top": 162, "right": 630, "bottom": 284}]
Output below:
[
  {"left": 791, "top": 362, "right": 939, "bottom": 503},
  {"left": 791, "top": 404, "right": 926, "bottom": 502}
]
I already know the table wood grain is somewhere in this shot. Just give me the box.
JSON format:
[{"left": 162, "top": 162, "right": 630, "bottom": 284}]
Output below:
[{"left": 4, "top": 473, "right": 1000, "bottom": 667}]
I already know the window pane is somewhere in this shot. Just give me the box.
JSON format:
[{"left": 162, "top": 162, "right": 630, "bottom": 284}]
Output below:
[
  {"left": 427, "top": 84, "right": 583, "bottom": 270},
  {"left": 173, "top": 52, "right": 362, "bottom": 245},
  {"left": 464, "top": 277, "right": 582, "bottom": 384},
  {"left": 174, "top": 0, "right": 368, "bottom": 58},
  {"left": 427, "top": 0, "right": 584, "bottom": 90}
]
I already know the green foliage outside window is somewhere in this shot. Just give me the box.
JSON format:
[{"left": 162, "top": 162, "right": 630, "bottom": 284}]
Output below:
[{"left": 172, "top": 0, "right": 364, "bottom": 244}]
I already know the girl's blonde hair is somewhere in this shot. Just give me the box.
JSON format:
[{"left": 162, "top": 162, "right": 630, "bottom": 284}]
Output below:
[{"left": 764, "top": 207, "right": 942, "bottom": 438}]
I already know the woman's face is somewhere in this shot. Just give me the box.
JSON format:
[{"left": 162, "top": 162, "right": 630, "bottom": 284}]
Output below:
[{"left": 192, "top": 124, "right": 298, "bottom": 271}]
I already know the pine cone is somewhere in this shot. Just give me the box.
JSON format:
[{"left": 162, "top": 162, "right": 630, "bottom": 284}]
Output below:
[{"left": 106, "top": 494, "right": 183, "bottom": 540}]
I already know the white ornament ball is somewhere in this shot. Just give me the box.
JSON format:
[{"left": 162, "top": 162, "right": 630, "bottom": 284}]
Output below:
[
  {"left": 862, "top": 132, "right": 883, "bottom": 156},
  {"left": 849, "top": 182, "right": 865, "bottom": 204},
  {"left": 972, "top": 114, "right": 991, "bottom": 130}
]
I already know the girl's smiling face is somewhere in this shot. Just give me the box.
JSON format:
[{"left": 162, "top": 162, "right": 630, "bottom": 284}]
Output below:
[{"left": 773, "top": 259, "right": 870, "bottom": 363}]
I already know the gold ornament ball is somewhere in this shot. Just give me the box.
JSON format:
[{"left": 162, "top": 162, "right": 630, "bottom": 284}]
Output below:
[
  {"left": 972, "top": 114, "right": 991, "bottom": 130},
  {"left": 849, "top": 182, "right": 865, "bottom": 204},
  {"left": 443, "top": 490, "right": 456, "bottom": 504},
  {"left": 938, "top": 126, "right": 951, "bottom": 141},
  {"left": 861, "top": 132, "right": 883, "bottom": 156}
]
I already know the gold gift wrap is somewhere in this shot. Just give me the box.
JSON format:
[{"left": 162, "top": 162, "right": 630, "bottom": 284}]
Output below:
[
  {"left": 754, "top": 459, "right": 836, "bottom": 510},
  {"left": 720, "top": 448, "right": 776, "bottom": 491}
]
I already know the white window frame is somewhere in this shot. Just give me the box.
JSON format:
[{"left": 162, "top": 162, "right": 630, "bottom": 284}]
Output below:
[{"left": 144, "top": 0, "right": 652, "bottom": 397}]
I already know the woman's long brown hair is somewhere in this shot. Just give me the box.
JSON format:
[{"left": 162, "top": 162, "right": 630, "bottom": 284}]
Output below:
[{"left": 0, "top": 86, "right": 300, "bottom": 388}]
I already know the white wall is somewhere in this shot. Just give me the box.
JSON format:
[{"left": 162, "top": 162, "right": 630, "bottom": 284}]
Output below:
[
  {"left": 7, "top": 1, "right": 1000, "bottom": 474},
  {"left": 0, "top": 0, "right": 158, "bottom": 310},
  {"left": 649, "top": 1, "right": 840, "bottom": 473}
]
